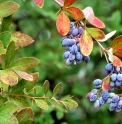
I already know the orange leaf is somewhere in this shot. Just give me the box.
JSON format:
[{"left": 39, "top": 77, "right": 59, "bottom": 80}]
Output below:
[
  {"left": 34, "top": 0, "right": 44, "bottom": 8},
  {"left": 56, "top": 11, "right": 70, "bottom": 36},
  {"left": 65, "top": 7, "right": 84, "bottom": 21},
  {"left": 86, "top": 28, "right": 105, "bottom": 40},
  {"left": 82, "top": 6, "right": 94, "bottom": 19},
  {"left": 113, "top": 55, "right": 122, "bottom": 67},
  {"left": 110, "top": 35, "right": 122, "bottom": 58},
  {"left": 102, "top": 75, "right": 110, "bottom": 92},
  {"left": 80, "top": 30, "right": 93, "bottom": 56},
  {"left": 87, "top": 14, "right": 105, "bottom": 28},
  {"left": 64, "top": 0, "right": 76, "bottom": 7}
]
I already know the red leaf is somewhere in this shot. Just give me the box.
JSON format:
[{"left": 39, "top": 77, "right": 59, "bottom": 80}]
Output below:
[
  {"left": 102, "top": 76, "right": 110, "bottom": 92},
  {"left": 87, "top": 14, "right": 105, "bottom": 28},
  {"left": 65, "top": 7, "right": 84, "bottom": 21},
  {"left": 110, "top": 35, "right": 122, "bottom": 58},
  {"left": 56, "top": 11, "right": 70, "bottom": 36},
  {"left": 113, "top": 55, "right": 122, "bottom": 67},
  {"left": 86, "top": 28, "right": 105, "bottom": 40},
  {"left": 80, "top": 30, "right": 93, "bottom": 56},
  {"left": 34, "top": 0, "right": 44, "bottom": 8},
  {"left": 64, "top": 0, "right": 76, "bottom": 7},
  {"left": 82, "top": 6, "right": 94, "bottom": 19}
]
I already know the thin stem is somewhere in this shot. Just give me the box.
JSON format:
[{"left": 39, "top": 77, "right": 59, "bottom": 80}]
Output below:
[
  {"left": 104, "top": 52, "right": 109, "bottom": 64},
  {"left": 96, "top": 40, "right": 109, "bottom": 63},
  {"left": 9, "top": 94, "right": 51, "bottom": 100}
]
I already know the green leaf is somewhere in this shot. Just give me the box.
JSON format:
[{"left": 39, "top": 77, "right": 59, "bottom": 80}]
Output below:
[
  {"left": 1, "top": 15, "right": 12, "bottom": 32},
  {"left": 5, "top": 41, "right": 16, "bottom": 67},
  {"left": 0, "top": 101, "right": 17, "bottom": 114},
  {"left": 0, "top": 114, "right": 18, "bottom": 124},
  {"left": 48, "top": 98, "right": 62, "bottom": 108},
  {"left": 110, "top": 35, "right": 122, "bottom": 58},
  {"left": 9, "top": 57, "right": 40, "bottom": 72},
  {"left": 15, "top": 71, "right": 33, "bottom": 81},
  {"left": 35, "top": 99, "right": 49, "bottom": 110},
  {"left": 61, "top": 99, "right": 78, "bottom": 109},
  {"left": 43, "top": 80, "right": 50, "bottom": 95},
  {"left": 0, "top": 1, "right": 19, "bottom": 18},
  {"left": 16, "top": 108, "right": 34, "bottom": 124},
  {"left": 52, "top": 83, "right": 62, "bottom": 97},
  {"left": 86, "top": 28, "right": 105, "bottom": 40},
  {"left": 102, "top": 75, "right": 110, "bottom": 92},
  {"left": 0, "top": 41, "right": 6, "bottom": 54},
  {"left": 10, "top": 81, "right": 31, "bottom": 94},
  {"left": 0, "top": 96, "right": 6, "bottom": 106},
  {"left": 24, "top": 86, "right": 42, "bottom": 96},
  {"left": 11, "top": 32, "right": 34, "bottom": 47},
  {"left": 0, "top": 69, "right": 18, "bottom": 85},
  {"left": 0, "top": 31, "right": 11, "bottom": 47},
  {"left": 80, "top": 30, "right": 93, "bottom": 56},
  {"left": 9, "top": 97, "right": 30, "bottom": 109}
]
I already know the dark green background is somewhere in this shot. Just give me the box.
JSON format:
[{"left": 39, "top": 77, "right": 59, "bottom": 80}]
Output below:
[{"left": 2, "top": 0, "right": 122, "bottom": 123}]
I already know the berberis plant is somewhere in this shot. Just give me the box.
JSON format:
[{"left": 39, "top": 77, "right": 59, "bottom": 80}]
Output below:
[{"left": 0, "top": 0, "right": 121, "bottom": 123}]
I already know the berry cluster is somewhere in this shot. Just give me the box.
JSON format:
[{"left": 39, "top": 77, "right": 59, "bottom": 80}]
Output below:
[
  {"left": 61, "top": 22, "right": 90, "bottom": 66},
  {"left": 86, "top": 63, "right": 122, "bottom": 112}
]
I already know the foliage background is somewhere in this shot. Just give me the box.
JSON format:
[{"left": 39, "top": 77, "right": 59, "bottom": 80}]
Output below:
[{"left": 3, "top": 0, "right": 122, "bottom": 123}]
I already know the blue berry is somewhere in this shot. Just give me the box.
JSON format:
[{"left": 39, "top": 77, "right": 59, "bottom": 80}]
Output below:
[
  {"left": 112, "top": 95, "right": 119, "bottom": 103},
  {"left": 66, "top": 58, "right": 72, "bottom": 66},
  {"left": 115, "top": 67, "right": 120, "bottom": 73},
  {"left": 115, "top": 80, "right": 121, "bottom": 87},
  {"left": 76, "top": 52, "right": 83, "bottom": 60},
  {"left": 115, "top": 107, "right": 121, "bottom": 112},
  {"left": 70, "top": 22, "right": 74, "bottom": 28},
  {"left": 106, "top": 98, "right": 112, "bottom": 104},
  {"left": 93, "top": 79, "right": 102, "bottom": 86},
  {"left": 117, "top": 74, "right": 122, "bottom": 81},
  {"left": 72, "top": 28, "right": 79, "bottom": 36},
  {"left": 110, "top": 73, "right": 117, "bottom": 81},
  {"left": 69, "top": 53, "right": 75, "bottom": 61},
  {"left": 90, "top": 94, "right": 97, "bottom": 102},
  {"left": 94, "top": 100, "right": 100, "bottom": 108},
  {"left": 110, "top": 81, "right": 115, "bottom": 87},
  {"left": 63, "top": 51, "right": 70, "bottom": 59},
  {"left": 109, "top": 93, "right": 115, "bottom": 98},
  {"left": 62, "top": 38, "right": 70, "bottom": 46},
  {"left": 78, "top": 27, "right": 83, "bottom": 34},
  {"left": 86, "top": 92, "right": 94, "bottom": 99},
  {"left": 83, "top": 56, "right": 90, "bottom": 63},
  {"left": 91, "top": 89, "right": 98, "bottom": 95},
  {"left": 105, "top": 63, "right": 113, "bottom": 71},
  {"left": 117, "top": 100, "right": 122, "bottom": 109},
  {"left": 99, "top": 97, "right": 105, "bottom": 105},
  {"left": 101, "top": 91, "right": 109, "bottom": 100},
  {"left": 70, "top": 45, "right": 78, "bottom": 53}
]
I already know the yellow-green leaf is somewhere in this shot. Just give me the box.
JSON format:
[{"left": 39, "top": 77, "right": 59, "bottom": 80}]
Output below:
[
  {"left": 0, "top": 1, "right": 19, "bottom": 18},
  {"left": 80, "top": 30, "right": 93, "bottom": 56},
  {"left": 11, "top": 32, "right": 34, "bottom": 47},
  {"left": 35, "top": 99, "right": 49, "bottom": 110}
]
